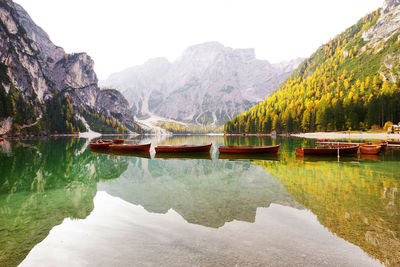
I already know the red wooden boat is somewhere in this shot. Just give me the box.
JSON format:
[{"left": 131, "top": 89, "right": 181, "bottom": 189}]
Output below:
[
  {"left": 113, "top": 139, "right": 125, "bottom": 144},
  {"left": 296, "top": 144, "right": 359, "bottom": 156},
  {"left": 218, "top": 144, "right": 280, "bottom": 154},
  {"left": 0, "top": 137, "right": 4, "bottom": 142},
  {"left": 360, "top": 144, "right": 381, "bottom": 155},
  {"left": 155, "top": 153, "right": 212, "bottom": 160},
  {"left": 89, "top": 140, "right": 113, "bottom": 149},
  {"left": 155, "top": 144, "right": 212, "bottom": 153},
  {"left": 109, "top": 143, "right": 151, "bottom": 152}
]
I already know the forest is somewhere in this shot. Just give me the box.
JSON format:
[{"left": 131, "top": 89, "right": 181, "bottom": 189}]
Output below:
[{"left": 225, "top": 10, "right": 400, "bottom": 134}]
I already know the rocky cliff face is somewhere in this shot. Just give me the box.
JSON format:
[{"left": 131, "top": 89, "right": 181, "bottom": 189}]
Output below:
[
  {"left": 95, "top": 89, "right": 137, "bottom": 129},
  {"left": 0, "top": 0, "right": 140, "bottom": 135},
  {"left": 101, "top": 42, "right": 302, "bottom": 126},
  {"left": 362, "top": 0, "right": 400, "bottom": 82}
]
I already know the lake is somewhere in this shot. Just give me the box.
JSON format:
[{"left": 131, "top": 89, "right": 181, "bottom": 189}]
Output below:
[{"left": 0, "top": 136, "right": 399, "bottom": 266}]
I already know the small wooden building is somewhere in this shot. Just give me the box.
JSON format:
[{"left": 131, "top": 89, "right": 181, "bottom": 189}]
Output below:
[{"left": 389, "top": 123, "right": 400, "bottom": 133}]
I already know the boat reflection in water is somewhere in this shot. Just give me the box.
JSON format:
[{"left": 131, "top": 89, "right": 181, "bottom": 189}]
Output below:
[
  {"left": 90, "top": 148, "right": 151, "bottom": 159},
  {"left": 360, "top": 154, "right": 381, "bottom": 162},
  {"left": 295, "top": 154, "right": 359, "bottom": 163},
  {"left": 155, "top": 152, "right": 212, "bottom": 160},
  {"left": 218, "top": 153, "right": 280, "bottom": 161}
]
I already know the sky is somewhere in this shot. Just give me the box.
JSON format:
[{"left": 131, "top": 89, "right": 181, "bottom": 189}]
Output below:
[{"left": 14, "top": 0, "right": 383, "bottom": 80}]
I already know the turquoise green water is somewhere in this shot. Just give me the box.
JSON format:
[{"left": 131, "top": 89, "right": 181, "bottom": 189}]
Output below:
[{"left": 1, "top": 136, "right": 399, "bottom": 266}]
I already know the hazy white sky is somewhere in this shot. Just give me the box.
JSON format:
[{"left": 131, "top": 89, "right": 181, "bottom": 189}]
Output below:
[{"left": 14, "top": 0, "right": 382, "bottom": 79}]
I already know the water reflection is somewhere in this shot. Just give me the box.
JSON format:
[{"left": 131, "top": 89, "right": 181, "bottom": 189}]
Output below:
[
  {"left": 0, "top": 138, "right": 128, "bottom": 266},
  {"left": 1, "top": 136, "right": 399, "bottom": 266},
  {"left": 21, "top": 192, "right": 380, "bottom": 267},
  {"left": 98, "top": 156, "right": 301, "bottom": 228},
  {"left": 255, "top": 141, "right": 400, "bottom": 266}
]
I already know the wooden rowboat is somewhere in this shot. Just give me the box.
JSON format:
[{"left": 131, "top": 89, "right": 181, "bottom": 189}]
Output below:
[
  {"left": 388, "top": 140, "right": 400, "bottom": 145},
  {"left": 112, "top": 139, "right": 125, "bottom": 144},
  {"left": 109, "top": 143, "right": 151, "bottom": 152},
  {"left": 155, "top": 144, "right": 212, "bottom": 153},
  {"left": 218, "top": 144, "right": 280, "bottom": 154},
  {"left": 360, "top": 144, "right": 381, "bottom": 155},
  {"left": 0, "top": 137, "right": 4, "bottom": 142},
  {"left": 296, "top": 144, "right": 359, "bottom": 156},
  {"left": 89, "top": 140, "right": 113, "bottom": 149}
]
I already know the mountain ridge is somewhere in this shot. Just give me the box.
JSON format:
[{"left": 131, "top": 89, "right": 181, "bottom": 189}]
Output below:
[{"left": 100, "top": 42, "right": 303, "bottom": 126}]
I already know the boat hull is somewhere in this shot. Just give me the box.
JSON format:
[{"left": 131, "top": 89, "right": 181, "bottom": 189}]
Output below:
[
  {"left": 89, "top": 141, "right": 113, "bottom": 149},
  {"left": 0, "top": 137, "right": 3, "bottom": 142},
  {"left": 218, "top": 144, "right": 280, "bottom": 154},
  {"left": 155, "top": 144, "right": 212, "bottom": 153},
  {"left": 109, "top": 143, "right": 151, "bottom": 152},
  {"left": 155, "top": 152, "right": 211, "bottom": 160},
  {"left": 296, "top": 145, "right": 359, "bottom": 156},
  {"left": 388, "top": 140, "right": 400, "bottom": 145},
  {"left": 360, "top": 145, "right": 381, "bottom": 155}
]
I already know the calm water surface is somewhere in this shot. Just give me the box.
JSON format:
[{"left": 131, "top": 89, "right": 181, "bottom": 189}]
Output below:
[{"left": 1, "top": 136, "right": 399, "bottom": 266}]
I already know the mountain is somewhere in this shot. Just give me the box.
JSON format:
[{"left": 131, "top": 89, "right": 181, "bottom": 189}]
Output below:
[
  {"left": 0, "top": 0, "right": 142, "bottom": 135},
  {"left": 225, "top": 0, "right": 400, "bottom": 134},
  {"left": 100, "top": 42, "right": 302, "bottom": 126}
]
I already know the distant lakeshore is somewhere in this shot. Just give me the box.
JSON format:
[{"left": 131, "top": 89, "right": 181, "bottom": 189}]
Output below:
[
  {"left": 291, "top": 132, "right": 400, "bottom": 140},
  {"left": 2, "top": 132, "right": 400, "bottom": 141}
]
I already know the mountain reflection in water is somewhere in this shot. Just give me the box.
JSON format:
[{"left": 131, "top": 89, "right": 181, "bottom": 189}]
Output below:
[
  {"left": 0, "top": 138, "right": 129, "bottom": 266},
  {"left": 98, "top": 156, "right": 301, "bottom": 228},
  {"left": 254, "top": 140, "right": 400, "bottom": 266}
]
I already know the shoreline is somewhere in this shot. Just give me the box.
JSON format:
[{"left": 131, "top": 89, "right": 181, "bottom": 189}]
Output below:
[{"left": 291, "top": 132, "right": 400, "bottom": 140}]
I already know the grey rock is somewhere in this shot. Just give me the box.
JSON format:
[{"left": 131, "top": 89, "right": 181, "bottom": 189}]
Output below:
[
  {"left": 362, "top": 0, "right": 400, "bottom": 42},
  {"left": 101, "top": 42, "right": 302, "bottom": 126},
  {"left": 95, "top": 89, "right": 138, "bottom": 131},
  {"left": 360, "top": 0, "right": 400, "bottom": 82}
]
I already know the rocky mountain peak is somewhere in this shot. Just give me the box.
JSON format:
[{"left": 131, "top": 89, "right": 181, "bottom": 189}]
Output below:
[
  {"left": 101, "top": 42, "right": 302, "bottom": 126},
  {"left": 179, "top": 42, "right": 256, "bottom": 64}
]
